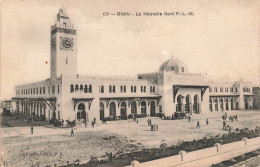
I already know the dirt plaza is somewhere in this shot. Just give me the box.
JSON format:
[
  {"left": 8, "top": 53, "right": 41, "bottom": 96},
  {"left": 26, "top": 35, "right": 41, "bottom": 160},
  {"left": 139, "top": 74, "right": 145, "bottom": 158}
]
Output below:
[{"left": 1, "top": 110, "right": 260, "bottom": 166}]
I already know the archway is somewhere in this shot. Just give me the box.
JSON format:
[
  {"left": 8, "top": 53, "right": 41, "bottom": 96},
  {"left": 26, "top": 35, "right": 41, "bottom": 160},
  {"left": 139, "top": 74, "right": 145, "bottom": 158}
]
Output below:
[
  {"left": 53, "top": 111, "right": 56, "bottom": 120},
  {"left": 100, "top": 102, "right": 104, "bottom": 121},
  {"left": 245, "top": 100, "right": 249, "bottom": 110},
  {"left": 77, "top": 103, "right": 86, "bottom": 120},
  {"left": 220, "top": 99, "right": 223, "bottom": 111},
  {"left": 215, "top": 99, "right": 218, "bottom": 111},
  {"left": 185, "top": 95, "right": 191, "bottom": 113},
  {"left": 109, "top": 102, "right": 116, "bottom": 118},
  {"left": 193, "top": 94, "right": 200, "bottom": 114},
  {"left": 209, "top": 99, "right": 213, "bottom": 112},
  {"left": 225, "top": 99, "right": 229, "bottom": 110},
  {"left": 236, "top": 102, "right": 239, "bottom": 110},
  {"left": 177, "top": 95, "right": 183, "bottom": 112},
  {"left": 231, "top": 98, "right": 234, "bottom": 110},
  {"left": 120, "top": 102, "right": 127, "bottom": 120},
  {"left": 131, "top": 101, "right": 137, "bottom": 115},
  {"left": 150, "top": 101, "right": 156, "bottom": 117},
  {"left": 141, "top": 101, "right": 146, "bottom": 115}
]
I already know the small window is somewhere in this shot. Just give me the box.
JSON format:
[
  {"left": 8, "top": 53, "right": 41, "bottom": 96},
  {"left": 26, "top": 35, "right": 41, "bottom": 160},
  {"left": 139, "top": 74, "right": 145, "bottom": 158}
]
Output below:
[
  {"left": 101, "top": 85, "right": 104, "bottom": 93},
  {"left": 131, "top": 86, "right": 133, "bottom": 93},
  {"left": 109, "top": 85, "right": 112, "bottom": 93},
  {"left": 134, "top": 86, "right": 136, "bottom": 93},
  {"left": 66, "top": 57, "right": 68, "bottom": 64},
  {"left": 113, "top": 86, "right": 115, "bottom": 93},
  {"left": 75, "top": 84, "right": 79, "bottom": 91},
  {"left": 89, "top": 85, "right": 92, "bottom": 93},
  {"left": 70, "top": 84, "right": 74, "bottom": 93},
  {"left": 43, "top": 87, "right": 45, "bottom": 94},
  {"left": 58, "top": 85, "right": 60, "bottom": 94},
  {"left": 124, "top": 86, "right": 126, "bottom": 93},
  {"left": 141, "top": 86, "right": 143, "bottom": 92},
  {"left": 182, "top": 67, "right": 184, "bottom": 72},
  {"left": 144, "top": 86, "right": 146, "bottom": 93},
  {"left": 84, "top": 85, "right": 88, "bottom": 93},
  {"left": 80, "top": 84, "right": 83, "bottom": 91}
]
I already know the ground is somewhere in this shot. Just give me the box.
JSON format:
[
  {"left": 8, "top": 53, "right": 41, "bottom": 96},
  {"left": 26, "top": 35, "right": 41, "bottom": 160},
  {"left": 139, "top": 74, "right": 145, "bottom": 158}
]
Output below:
[{"left": 1, "top": 110, "right": 260, "bottom": 167}]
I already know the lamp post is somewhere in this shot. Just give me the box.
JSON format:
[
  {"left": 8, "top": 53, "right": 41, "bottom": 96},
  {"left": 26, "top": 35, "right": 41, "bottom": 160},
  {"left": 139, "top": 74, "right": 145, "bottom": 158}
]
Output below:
[{"left": 1, "top": 151, "right": 3, "bottom": 162}]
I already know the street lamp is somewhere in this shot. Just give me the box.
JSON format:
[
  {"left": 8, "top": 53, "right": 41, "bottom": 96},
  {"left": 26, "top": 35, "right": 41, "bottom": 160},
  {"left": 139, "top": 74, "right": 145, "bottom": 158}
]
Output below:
[{"left": 1, "top": 151, "right": 3, "bottom": 162}]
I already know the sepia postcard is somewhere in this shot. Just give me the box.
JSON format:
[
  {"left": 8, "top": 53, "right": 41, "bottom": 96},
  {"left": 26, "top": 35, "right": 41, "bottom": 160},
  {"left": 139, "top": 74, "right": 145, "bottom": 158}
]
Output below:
[{"left": 0, "top": 0, "right": 260, "bottom": 167}]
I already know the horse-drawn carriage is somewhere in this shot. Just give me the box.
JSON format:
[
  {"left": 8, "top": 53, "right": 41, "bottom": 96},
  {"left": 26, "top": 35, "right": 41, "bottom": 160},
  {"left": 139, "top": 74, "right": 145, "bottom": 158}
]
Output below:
[{"left": 174, "top": 112, "right": 188, "bottom": 119}]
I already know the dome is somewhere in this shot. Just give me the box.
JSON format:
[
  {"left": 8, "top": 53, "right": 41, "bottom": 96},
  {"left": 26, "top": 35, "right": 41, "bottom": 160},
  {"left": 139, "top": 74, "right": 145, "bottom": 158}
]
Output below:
[{"left": 159, "top": 58, "right": 188, "bottom": 73}]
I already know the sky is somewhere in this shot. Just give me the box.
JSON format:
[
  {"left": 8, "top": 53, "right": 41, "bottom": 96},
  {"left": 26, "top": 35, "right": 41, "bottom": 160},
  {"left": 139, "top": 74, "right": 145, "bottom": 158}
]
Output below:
[{"left": 1, "top": 0, "right": 260, "bottom": 99}]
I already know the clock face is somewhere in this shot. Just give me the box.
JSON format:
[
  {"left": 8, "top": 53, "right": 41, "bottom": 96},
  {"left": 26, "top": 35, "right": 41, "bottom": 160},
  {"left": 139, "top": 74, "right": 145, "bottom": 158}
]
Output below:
[{"left": 60, "top": 37, "right": 73, "bottom": 50}]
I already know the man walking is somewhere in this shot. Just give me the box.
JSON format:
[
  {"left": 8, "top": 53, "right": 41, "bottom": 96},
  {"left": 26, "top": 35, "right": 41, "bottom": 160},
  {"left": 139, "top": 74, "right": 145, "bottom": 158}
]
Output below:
[
  {"left": 206, "top": 118, "right": 209, "bottom": 125},
  {"left": 31, "top": 125, "right": 34, "bottom": 134},
  {"left": 71, "top": 128, "right": 74, "bottom": 136},
  {"left": 188, "top": 115, "right": 191, "bottom": 122},
  {"left": 196, "top": 121, "right": 200, "bottom": 129}
]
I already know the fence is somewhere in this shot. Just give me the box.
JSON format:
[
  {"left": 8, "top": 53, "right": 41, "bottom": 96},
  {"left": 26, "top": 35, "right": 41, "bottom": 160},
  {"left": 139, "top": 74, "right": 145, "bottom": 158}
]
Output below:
[{"left": 127, "top": 137, "right": 260, "bottom": 167}]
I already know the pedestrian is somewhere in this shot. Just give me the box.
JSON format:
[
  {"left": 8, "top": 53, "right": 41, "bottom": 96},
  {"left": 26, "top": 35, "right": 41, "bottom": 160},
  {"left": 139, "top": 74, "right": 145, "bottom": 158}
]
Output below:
[
  {"left": 147, "top": 119, "right": 150, "bottom": 126},
  {"left": 94, "top": 117, "right": 96, "bottom": 124},
  {"left": 136, "top": 119, "right": 138, "bottom": 124},
  {"left": 156, "top": 124, "right": 158, "bottom": 131},
  {"left": 31, "top": 125, "right": 33, "bottom": 134},
  {"left": 92, "top": 121, "right": 95, "bottom": 128},
  {"left": 223, "top": 121, "right": 226, "bottom": 130},
  {"left": 221, "top": 108, "right": 224, "bottom": 113},
  {"left": 188, "top": 115, "right": 191, "bottom": 122},
  {"left": 71, "top": 128, "right": 74, "bottom": 136},
  {"left": 62, "top": 119, "right": 64, "bottom": 126},
  {"left": 151, "top": 124, "right": 153, "bottom": 131},
  {"left": 196, "top": 121, "right": 200, "bottom": 129},
  {"left": 206, "top": 118, "right": 209, "bottom": 125},
  {"left": 235, "top": 115, "right": 238, "bottom": 121}
]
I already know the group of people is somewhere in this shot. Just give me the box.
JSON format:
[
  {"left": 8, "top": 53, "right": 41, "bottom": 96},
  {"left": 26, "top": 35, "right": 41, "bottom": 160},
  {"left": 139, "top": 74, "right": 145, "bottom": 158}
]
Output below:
[
  {"left": 222, "top": 113, "right": 238, "bottom": 133},
  {"left": 147, "top": 119, "right": 159, "bottom": 131}
]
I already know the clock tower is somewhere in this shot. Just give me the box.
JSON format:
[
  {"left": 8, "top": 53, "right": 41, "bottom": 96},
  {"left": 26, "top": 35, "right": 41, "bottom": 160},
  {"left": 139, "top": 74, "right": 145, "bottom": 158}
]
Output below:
[{"left": 50, "top": 8, "right": 77, "bottom": 79}]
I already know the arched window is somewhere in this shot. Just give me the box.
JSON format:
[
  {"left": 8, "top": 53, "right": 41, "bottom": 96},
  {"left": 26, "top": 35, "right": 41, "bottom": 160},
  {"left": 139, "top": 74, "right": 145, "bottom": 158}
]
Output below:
[
  {"left": 84, "top": 85, "right": 88, "bottom": 93},
  {"left": 75, "top": 84, "right": 79, "bottom": 91},
  {"left": 80, "top": 84, "right": 83, "bottom": 91},
  {"left": 153, "top": 86, "right": 155, "bottom": 93},
  {"left": 89, "top": 85, "right": 92, "bottom": 93}
]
